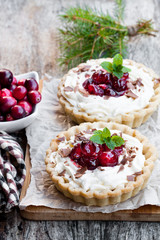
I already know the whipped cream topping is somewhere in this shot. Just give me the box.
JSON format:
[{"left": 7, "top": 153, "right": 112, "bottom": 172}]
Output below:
[
  {"left": 49, "top": 130, "right": 145, "bottom": 192},
  {"left": 61, "top": 59, "right": 154, "bottom": 118}
]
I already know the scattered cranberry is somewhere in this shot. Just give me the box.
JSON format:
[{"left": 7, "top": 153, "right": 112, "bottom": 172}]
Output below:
[
  {"left": 98, "top": 151, "right": 118, "bottom": 167},
  {"left": 25, "top": 78, "right": 38, "bottom": 91},
  {"left": 17, "top": 78, "right": 26, "bottom": 86},
  {"left": 28, "top": 90, "right": 41, "bottom": 104},
  {"left": 0, "top": 69, "right": 13, "bottom": 87},
  {"left": 18, "top": 100, "right": 32, "bottom": 116},
  {"left": 0, "top": 96, "right": 17, "bottom": 113},
  {"left": 11, "top": 105, "right": 26, "bottom": 119},
  {"left": 13, "top": 86, "right": 27, "bottom": 100},
  {"left": 0, "top": 88, "right": 12, "bottom": 98},
  {"left": 6, "top": 113, "right": 14, "bottom": 121}
]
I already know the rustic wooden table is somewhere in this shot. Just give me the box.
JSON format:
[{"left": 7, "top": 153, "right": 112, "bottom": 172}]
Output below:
[{"left": 0, "top": 0, "right": 160, "bottom": 239}]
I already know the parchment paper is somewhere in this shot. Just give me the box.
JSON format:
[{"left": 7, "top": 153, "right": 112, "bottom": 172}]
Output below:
[{"left": 19, "top": 76, "right": 160, "bottom": 213}]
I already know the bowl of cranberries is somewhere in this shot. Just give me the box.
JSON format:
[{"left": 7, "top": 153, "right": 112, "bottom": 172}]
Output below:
[{"left": 0, "top": 69, "right": 42, "bottom": 132}]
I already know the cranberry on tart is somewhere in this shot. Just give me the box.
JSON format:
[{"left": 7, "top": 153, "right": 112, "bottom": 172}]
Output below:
[
  {"left": 58, "top": 54, "right": 160, "bottom": 128},
  {"left": 45, "top": 122, "right": 157, "bottom": 206}
]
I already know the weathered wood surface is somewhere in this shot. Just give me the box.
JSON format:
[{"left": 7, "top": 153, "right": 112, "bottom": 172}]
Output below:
[{"left": 0, "top": 0, "right": 160, "bottom": 239}]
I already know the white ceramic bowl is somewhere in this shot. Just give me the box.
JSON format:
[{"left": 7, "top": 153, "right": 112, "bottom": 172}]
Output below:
[{"left": 0, "top": 71, "right": 39, "bottom": 132}]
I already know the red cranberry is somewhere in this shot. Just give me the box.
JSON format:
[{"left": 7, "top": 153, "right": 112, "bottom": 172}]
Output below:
[
  {"left": 28, "top": 90, "right": 42, "bottom": 104},
  {"left": 114, "top": 145, "right": 124, "bottom": 155},
  {"left": 10, "top": 105, "right": 26, "bottom": 119},
  {"left": 18, "top": 100, "right": 32, "bottom": 116},
  {"left": 92, "top": 71, "right": 110, "bottom": 84},
  {"left": 0, "top": 69, "right": 13, "bottom": 87},
  {"left": 25, "top": 78, "right": 38, "bottom": 91},
  {"left": 86, "top": 158, "right": 99, "bottom": 170},
  {"left": 82, "top": 79, "right": 92, "bottom": 90},
  {"left": 81, "top": 141, "right": 96, "bottom": 157},
  {"left": 112, "top": 77, "right": 127, "bottom": 92},
  {"left": 88, "top": 84, "right": 104, "bottom": 96},
  {"left": 0, "top": 88, "right": 12, "bottom": 98},
  {"left": 12, "top": 77, "right": 17, "bottom": 85},
  {"left": 6, "top": 113, "right": 14, "bottom": 121},
  {"left": 0, "top": 113, "right": 4, "bottom": 121},
  {"left": 104, "top": 88, "right": 116, "bottom": 96},
  {"left": 9, "top": 84, "right": 17, "bottom": 92},
  {"left": 13, "top": 86, "right": 27, "bottom": 100},
  {"left": 17, "top": 78, "right": 26, "bottom": 86},
  {"left": 98, "top": 151, "right": 118, "bottom": 167},
  {"left": 0, "top": 96, "right": 17, "bottom": 113},
  {"left": 70, "top": 143, "right": 82, "bottom": 160}
]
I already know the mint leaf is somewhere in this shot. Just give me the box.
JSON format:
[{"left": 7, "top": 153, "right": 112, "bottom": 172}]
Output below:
[
  {"left": 113, "top": 54, "right": 123, "bottom": 67},
  {"left": 113, "top": 64, "right": 122, "bottom": 72},
  {"left": 93, "top": 130, "right": 102, "bottom": 135},
  {"left": 104, "top": 138, "right": 116, "bottom": 150},
  {"left": 100, "top": 62, "right": 113, "bottom": 73},
  {"left": 102, "top": 127, "right": 111, "bottom": 138},
  {"left": 90, "top": 127, "right": 125, "bottom": 150},
  {"left": 113, "top": 71, "right": 123, "bottom": 79},
  {"left": 111, "top": 135, "right": 125, "bottom": 147},
  {"left": 90, "top": 135, "right": 104, "bottom": 144},
  {"left": 121, "top": 66, "right": 131, "bottom": 73}
]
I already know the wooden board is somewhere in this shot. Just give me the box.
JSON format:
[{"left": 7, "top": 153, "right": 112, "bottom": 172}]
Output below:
[{"left": 20, "top": 111, "right": 160, "bottom": 221}]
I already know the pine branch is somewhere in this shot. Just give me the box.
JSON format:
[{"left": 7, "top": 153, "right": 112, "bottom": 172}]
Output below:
[{"left": 58, "top": 3, "right": 157, "bottom": 69}]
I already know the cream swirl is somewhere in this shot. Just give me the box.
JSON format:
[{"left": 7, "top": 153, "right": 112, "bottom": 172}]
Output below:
[
  {"left": 61, "top": 59, "right": 154, "bottom": 118},
  {"left": 49, "top": 130, "right": 145, "bottom": 191}
]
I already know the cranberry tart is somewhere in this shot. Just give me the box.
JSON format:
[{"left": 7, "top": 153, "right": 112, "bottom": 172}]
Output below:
[
  {"left": 45, "top": 122, "right": 157, "bottom": 206},
  {"left": 58, "top": 56, "right": 160, "bottom": 128}
]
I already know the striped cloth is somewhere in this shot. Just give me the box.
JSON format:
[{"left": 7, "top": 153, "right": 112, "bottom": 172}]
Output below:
[{"left": 0, "top": 131, "right": 26, "bottom": 212}]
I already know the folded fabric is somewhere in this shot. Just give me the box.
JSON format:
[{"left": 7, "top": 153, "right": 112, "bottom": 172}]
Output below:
[{"left": 0, "top": 131, "right": 26, "bottom": 212}]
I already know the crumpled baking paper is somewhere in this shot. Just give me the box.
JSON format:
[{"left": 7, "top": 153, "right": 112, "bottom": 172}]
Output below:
[{"left": 19, "top": 76, "right": 160, "bottom": 213}]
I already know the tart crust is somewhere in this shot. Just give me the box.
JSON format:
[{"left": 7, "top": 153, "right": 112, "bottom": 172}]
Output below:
[
  {"left": 45, "top": 122, "right": 157, "bottom": 206},
  {"left": 58, "top": 59, "right": 160, "bottom": 128}
]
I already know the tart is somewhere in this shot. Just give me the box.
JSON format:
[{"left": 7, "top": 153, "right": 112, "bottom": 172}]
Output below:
[
  {"left": 58, "top": 57, "right": 160, "bottom": 128},
  {"left": 45, "top": 122, "right": 157, "bottom": 206}
]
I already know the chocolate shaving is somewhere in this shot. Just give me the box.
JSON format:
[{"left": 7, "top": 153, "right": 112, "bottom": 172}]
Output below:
[
  {"left": 119, "top": 132, "right": 122, "bottom": 138},
  {"left": 127, "top": 82, "right": 135, "bottom": 90},
  {"left": 58, "top": 170, "right": 66, "bottom": 177},
  {"left": 85, "top": 73, "right": 90, "bottom": 78},
  {"left": 57, "top": 136, "right": 65, "bottom": 142},
  {"left": 78, "top": 88, "right": 89, "bottom": 97},
  {"left": 103, "top": 95, "right": 110, "bottom": 100},
  {"left": 125, "top": 90, "right": 138, "bottom": 99},
  {"left": 154, "top": 78, "right": 160, "bottom": 85},
  {"left": 78, "top": 65, "right": 91, "bottom": 72},
  {"left": 131, "top": 154, "right": 136, "bottom": 159},
  {"left": 136, "top": 78, "right": 144, "bottom": 87},
  {"left": 127, "top": 171, "right": 142, "bottom": 181},
  {"left": 74, "top": 167, "right": 87, "bottom": 178},
  {"left": 136, "top": 147, "right": 139, "bottom": 151},
  {"left": 64, "top": 86, "right": 74, "bottom": 92},
  {"left": 128, "top": 162, "right": 132, "bottom": 167},
  {"left": 59, "top": 147, "right": 71, "bottom": 157},
  {"left": 117, "top": 165, "right": 124, "bottom": 173},
  {"left": 120, "top": 156, "right": 128, "bottom": 165},
  {"left": 127, "top": 175, "right": 135, "bottom": 181},
  {"left": 97, "top": 166, "right": 105, "bottom": 171},
  {"left": 134, "top": 171, "right": 142, "bottom": 176}
]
